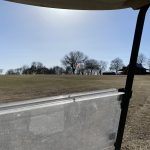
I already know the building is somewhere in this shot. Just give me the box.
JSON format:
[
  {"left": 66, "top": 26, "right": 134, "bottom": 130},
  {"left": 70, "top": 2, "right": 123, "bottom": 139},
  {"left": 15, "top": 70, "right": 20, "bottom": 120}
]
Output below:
[{"left": 120, "top": 63, "right": 147, "bottom": 75}]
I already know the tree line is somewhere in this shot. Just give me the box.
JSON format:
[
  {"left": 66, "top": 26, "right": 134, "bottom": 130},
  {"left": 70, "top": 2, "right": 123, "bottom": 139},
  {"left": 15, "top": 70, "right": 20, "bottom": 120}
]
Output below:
[
  {"left": 6, "top": 63, "right": 65, "bottom": 75},
  {"left": 2, "top": 51, "right": 150, "bottom": 75}
]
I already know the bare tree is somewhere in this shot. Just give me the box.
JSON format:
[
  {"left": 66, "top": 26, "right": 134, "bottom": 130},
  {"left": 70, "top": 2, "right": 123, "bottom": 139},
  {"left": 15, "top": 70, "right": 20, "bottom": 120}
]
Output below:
[
  {"left": 21, "top": 65, "right": 29, "bottom": 74},
  {"left": 99, "top": 61, "right": 107, "bottom": 75},
  {"left": 65, "top": 66, "right": 72, "bottom": 74},
  {"left": 31, "top": 62, "right": 43, "bottom": 69},
  {"left": 30, "top": 62, "right": 44, "bottom": 74},
  {"left": 53, "top": 66, "right": 64, "bottom": 75},
  {"left": 110, "top": 57, "right": 124, "bottom": 74},
  {"left": 0, "top": 69, "right": 3, "bottom": 75},
  {"left": 14, "top": 68, "right": 22, "bottom": 75},
  {"left": 137, "top": 53, "right": 146, "bottom": 65},
  {"left": 147, "top": 58, "right": 150, "bottom": 72},
  {"left": 6, "top": 68, "right": 22, "bottom": 75},
  {"left": 62, "top": 51, "right": 87, "bottom": 74},
  {"left": 85, "top": 59, "right": 99, "bottom": 75},
  {"left": 6, "top": 69, "right": 16, "bottom": 75}
]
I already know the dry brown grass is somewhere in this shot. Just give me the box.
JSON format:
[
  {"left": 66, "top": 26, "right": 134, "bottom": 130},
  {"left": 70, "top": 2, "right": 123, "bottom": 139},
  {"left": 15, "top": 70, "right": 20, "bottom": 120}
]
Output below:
[
  {"left": 0, "top": 75, "right": 150, "bottom": 149},
  {"left": 122, "top": 76, "right": 150, "bottom": 149},
  {"left": 0, "top": 75, "right": 126, "bottom": 103}
]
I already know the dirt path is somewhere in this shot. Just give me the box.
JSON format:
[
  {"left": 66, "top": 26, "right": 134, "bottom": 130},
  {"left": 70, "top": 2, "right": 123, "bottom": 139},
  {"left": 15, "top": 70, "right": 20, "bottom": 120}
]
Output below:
[{"left": 122, "top": 76, "right": 150, "bottom": 149}]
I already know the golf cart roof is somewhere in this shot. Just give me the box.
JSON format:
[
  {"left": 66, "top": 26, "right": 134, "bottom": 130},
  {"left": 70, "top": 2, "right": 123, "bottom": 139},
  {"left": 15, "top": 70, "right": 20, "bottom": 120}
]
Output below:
[{"left": 5, "top": 0, "right": 150, "bottom": 10}]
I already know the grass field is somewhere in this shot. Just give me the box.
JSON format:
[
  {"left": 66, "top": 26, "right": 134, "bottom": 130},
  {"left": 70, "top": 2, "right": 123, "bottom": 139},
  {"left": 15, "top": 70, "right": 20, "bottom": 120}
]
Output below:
[
  {"left": 0, "top": 75, "right": 150, "bottom": 149},
  {"left": 0, "top": 75, "right": 127, "bottom": 103}
]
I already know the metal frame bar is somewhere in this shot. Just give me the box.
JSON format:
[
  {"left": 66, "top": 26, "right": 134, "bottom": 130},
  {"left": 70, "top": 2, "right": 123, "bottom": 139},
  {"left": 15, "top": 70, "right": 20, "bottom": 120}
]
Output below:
[{"left": 115, "top": 4, "right": 149, "bottom": 150}]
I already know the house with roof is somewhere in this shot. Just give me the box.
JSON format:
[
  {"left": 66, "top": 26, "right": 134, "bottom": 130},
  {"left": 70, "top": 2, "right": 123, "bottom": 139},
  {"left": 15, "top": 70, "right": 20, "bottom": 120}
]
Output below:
[{"left": 119, "top": 63, "right": 148, "bottom": 75}]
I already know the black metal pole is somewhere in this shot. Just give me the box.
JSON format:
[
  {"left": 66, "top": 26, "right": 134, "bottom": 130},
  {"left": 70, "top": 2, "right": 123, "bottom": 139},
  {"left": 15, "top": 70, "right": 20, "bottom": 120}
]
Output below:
[{"left": 115, "top": 5, "right": 149, "bottom": 150}]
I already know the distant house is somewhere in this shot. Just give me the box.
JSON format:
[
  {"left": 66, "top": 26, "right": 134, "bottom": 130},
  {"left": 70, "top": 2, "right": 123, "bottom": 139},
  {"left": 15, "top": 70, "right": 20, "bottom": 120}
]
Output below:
[
  {"left": 120, "top": 63, "right": 147, "bottom": 75},
  {"left": 76, "top": 63, "right": 85, "bottom": 75},
  {"left": 103, "top": 72, "right": 116, "bottom": 75}
]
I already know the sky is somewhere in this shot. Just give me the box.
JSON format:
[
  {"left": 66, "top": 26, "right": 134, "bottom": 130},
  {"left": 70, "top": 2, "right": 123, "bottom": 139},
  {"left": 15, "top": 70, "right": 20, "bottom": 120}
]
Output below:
[{"left": 0, "top": 1, "right": 150, "bottom": 73}]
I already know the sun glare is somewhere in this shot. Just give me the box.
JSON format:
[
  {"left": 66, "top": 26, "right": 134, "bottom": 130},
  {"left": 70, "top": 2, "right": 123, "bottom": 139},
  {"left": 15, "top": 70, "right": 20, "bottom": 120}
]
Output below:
[
  {"left": 37, "top": 7, "right": 86, "bottom": 26},
  {"left": 51, "top": 8, "right": 72, "bottom": 16}
]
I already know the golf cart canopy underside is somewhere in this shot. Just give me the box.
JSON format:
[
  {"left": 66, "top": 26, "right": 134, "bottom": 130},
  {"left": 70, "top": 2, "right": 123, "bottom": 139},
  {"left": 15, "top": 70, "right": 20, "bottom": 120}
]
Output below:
[{"left": 6, "top": 0, "right": 150, "bottom": 10}]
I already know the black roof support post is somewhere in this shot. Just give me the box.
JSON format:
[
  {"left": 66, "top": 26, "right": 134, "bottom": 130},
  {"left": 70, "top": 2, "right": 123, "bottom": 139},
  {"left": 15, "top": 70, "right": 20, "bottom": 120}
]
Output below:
[{"left": 115, "top": 4, "right": 149, "bottom": 150}]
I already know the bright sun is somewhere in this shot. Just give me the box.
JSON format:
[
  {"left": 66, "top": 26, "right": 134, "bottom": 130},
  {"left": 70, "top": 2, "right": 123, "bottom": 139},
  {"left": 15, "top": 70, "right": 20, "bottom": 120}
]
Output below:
[
  {"left": 47, "top": 8, "right": 78, "bottom": 18},
  {"left": 51, "top": 8, "right": 70, "bottom": 15},
  {"left": 38, "top": 7, "right": 85, "bottom": 25}
]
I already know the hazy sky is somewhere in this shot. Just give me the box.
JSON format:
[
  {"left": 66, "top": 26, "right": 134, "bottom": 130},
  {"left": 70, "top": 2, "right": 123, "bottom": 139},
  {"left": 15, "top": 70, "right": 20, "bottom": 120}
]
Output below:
[{"left": 0, "top": 1, "right": 150, "bottom": 72}]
